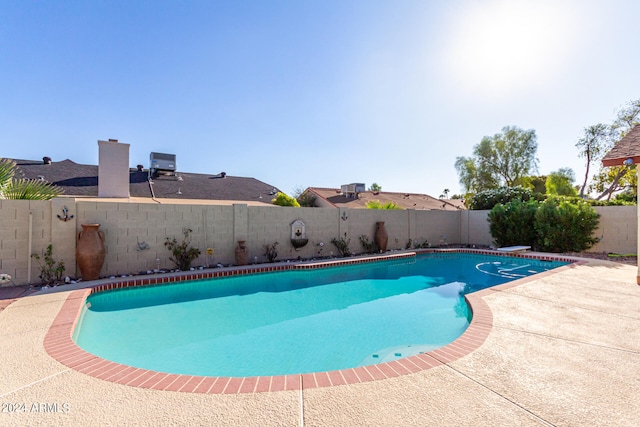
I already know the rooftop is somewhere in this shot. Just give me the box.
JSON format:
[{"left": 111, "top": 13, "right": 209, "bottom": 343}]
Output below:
[
  {"left": 9, "top": 158, "right": 279, "bottom": 204},
  {"left": 307, "top": 187, "right": 464, "bottom": 210},
  {"left": 602, "top": 125, "right": 640, "bottom": 167}
]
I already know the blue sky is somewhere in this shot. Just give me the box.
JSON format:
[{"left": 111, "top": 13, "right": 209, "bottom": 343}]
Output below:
[{"left": 2, "top": 0, "right": 640, "bottom": 197}]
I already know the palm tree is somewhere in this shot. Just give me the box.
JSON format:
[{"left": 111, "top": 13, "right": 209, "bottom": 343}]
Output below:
[{"left": 0, "top": 158, "right": 63, "bottom": 200}]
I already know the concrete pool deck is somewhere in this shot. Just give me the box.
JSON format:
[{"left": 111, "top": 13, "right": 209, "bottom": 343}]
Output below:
[{"left": 1, "top": 257, "right": 639, "bottom": 426}]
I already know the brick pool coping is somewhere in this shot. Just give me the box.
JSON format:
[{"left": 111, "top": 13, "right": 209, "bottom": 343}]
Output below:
[{"left": 43, "top": 249, "right": 581, "bottom": 394}]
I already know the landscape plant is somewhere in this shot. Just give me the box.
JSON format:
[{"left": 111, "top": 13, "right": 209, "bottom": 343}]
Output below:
[
  {"left": 488, "top": 200, "right": 539, "bottom": 248},
  {"left": 31, "top": 244, "right": 65, "bottom": 285},
  {"left": 331, "top": 234, "right": 351, "bottom": 257},
  {"left": 487, "top": 198, "right": 600, "bottom": 252},
  {"left": 263, "top": 242, "right": 279, "bottom": 262},
  {"left": 164, "top": 228, "right": 201, "bottom": 271},
  {"left": 405, "top": 238, "right": 430, "bottom": 249},
  {"left": 467, "top": 186, "right": 538, "bottom": 210},
  {"left": 365, "top": 200, "right": 403, "bottom": 210},
  {"left": 359, "top": 235, "right": 378, "bottom": 254},
  {"left": 271, "top": 192, "right": 300, "bottom": 207},
  {"left": 0, "top": 158, "right": 63, "bottom": 200},
  {"left": 534, "top": 198, "right": 600, "bottom": 252}
]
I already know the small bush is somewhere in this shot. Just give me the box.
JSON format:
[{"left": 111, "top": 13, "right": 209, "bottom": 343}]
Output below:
[
  {"left": 297, "top": 192, "right": 317, "bottom": 207},
  {"left": 359, "top": 235, "right": 378, "bottom": 254},
  {"left": 405, "top": 238, "right": 430, "bottom": 249},
  {"left": 31, "top": 244, "right": 65, "bottom": 285},
  {"left": 164, "top": 228, "right": 201, "bottom": 271},
  {"left": 534, "top": 198, "right": 600, "bottom": 252},
  {"left": 272, "top": 192, "right": 300, "bottom": 207},
  {"left": 488, "top": 200, "right": 538, "bottom": 247},
  {"left": 263, "top": 242, "right": 279, "bottom": 262},
  {"left": 331, "top": 235, "right": 351, "bottom": 257},
  {"left": 365, "top": 200, "right": 403, "bottom": 210}
]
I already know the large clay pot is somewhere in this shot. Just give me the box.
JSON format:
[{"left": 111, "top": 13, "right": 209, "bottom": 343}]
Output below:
[
  {"left": 235, "top": 240, "right": 248, "bottom": 266},
  {"left": 374, "top": 221, "right": 388, "bottom": 253},
  {"left": 76, "top": 224, "right": 105, "bottom": 281}
]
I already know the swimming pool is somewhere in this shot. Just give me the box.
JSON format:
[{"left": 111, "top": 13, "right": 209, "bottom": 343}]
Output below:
[{"left": 73, "top": 253, "right": 568, "bottom": 377}]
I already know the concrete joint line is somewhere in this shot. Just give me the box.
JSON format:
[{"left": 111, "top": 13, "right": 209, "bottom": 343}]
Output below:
[
  {"left": 436, "top": 361, "right": 555, "bottom": 427},
  {"left": 495, "top": 324, "right": 640, "bottom": 355},
  {"left": 0, "top": 369, "right": 71, "bottom": 399},
  {"left": 493, "top": 289, "right": 640, "bottom": 320},
  {"left": 299, "top": 375, "right": 304, "bottom": 427}
]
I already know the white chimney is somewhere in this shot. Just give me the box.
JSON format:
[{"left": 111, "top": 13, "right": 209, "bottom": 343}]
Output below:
[{"left": 98, "top": 139, "right": 130, "bottom": 198}]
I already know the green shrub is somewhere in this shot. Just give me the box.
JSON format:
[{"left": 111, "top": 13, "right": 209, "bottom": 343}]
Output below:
[
  {"left": 331, "top": 235, "right": 351, "bottom": 257},
  {"left": 272, "top": 192, "right": 300, "bottom": 207},
  {"left": 296, "top": 192, "right": 317, "bottom": 207},
  {"left": 534, "top": 198, "right": 600, "bottom": 252},
  {"left": 359, "top": 235, "right": 378, "bottom": 254},
  {"left": 405, "top": 238, "right": 430, "bottom": 249},
  {"left": 365, "top": 200, "right": 403, "bottom": 210},
  {"left": 468, "top": 186, "right": 540, "bottom": 210},
  {"left": 487, "top": 198, "right": 600, "bottom": 252},
  {"left": 31, "top": 244, "right": 65, "bottom": 285},
  {"left": 164, "top": 228, "right": 201, "bottom": 271},
  {"left": 488, "top": 200, "right": 538, "bottom": 247}
]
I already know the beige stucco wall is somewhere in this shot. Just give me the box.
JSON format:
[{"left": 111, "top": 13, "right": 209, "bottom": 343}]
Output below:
[{"left": 0, "top": 200, "right": 636, "bottom": 285}]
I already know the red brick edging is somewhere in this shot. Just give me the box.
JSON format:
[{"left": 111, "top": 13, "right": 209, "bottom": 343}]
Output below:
[{"left": 43, "top": 250, "right": 576, "bottom": 394}]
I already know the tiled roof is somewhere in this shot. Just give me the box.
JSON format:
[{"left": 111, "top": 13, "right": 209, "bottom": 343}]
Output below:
[
  {"left": 8, "top": 158, "right": 279, "bottom": 204},
  {"left": 602, "top": 125, "right": 640, "bottom": 167},
  {"left": 306, "top": 187, "right": 464, "bottom": 210}
]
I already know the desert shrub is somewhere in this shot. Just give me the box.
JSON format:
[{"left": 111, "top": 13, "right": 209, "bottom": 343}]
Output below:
[
  {"left": 31, "top": 244, "right": 65, "bottom": 285},
  {"left": 468, "top": 186, "right": 539, "bottom": 210},
  {"left": 272, "top": 192, "right": 300, "bottom": 207},
  {"left": 534, "top": 198, "right": 600, "bottom": 252},
  {"left": 488, "top": 200, "right": 538, "bottom": 247},
  {"left": 365, "top": 200, "right": 403, "bottom": 210},
  {"left": 263, "top": 242, "right": 279, "bottom": 262},
  {"left": 164, "top": 228, "right": 201, "bottom": 271},
  {"left": 405, "top": 238, "right": 430, "bottom": 249},
  {"left": 296, "top": 192, "right": 317, "bottom": 207},
  {"left": 359, "top": 235, "right": 378, "bottom": 254},
  {"left": 331, "top": 235, "right": 351, "bottom": 257}
]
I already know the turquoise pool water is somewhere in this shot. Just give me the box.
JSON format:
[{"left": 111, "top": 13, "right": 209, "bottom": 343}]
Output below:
[{"left": 73, "top": 253, "right": 567, "bottom": 377}]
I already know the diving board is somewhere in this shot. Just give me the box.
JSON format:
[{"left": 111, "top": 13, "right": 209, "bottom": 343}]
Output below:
[{"left": 496, "top": 246, "right": 531, "bottom": 253}]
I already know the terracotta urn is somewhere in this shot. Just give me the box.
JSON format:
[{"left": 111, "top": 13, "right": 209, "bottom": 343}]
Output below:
[
  {"left": 374, "top": 221, "right": 388, "bottom": 253},
  {"left": 235, "top": 240, "right": 248, "bottom": 266},
  {"left": 76, "top": 224, "right": 105, "bottom": 280}
]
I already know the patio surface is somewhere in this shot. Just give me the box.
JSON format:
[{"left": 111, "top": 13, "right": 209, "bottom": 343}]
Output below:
[{"left": 1, "top": 257, "right": 639, "bottom": 426}]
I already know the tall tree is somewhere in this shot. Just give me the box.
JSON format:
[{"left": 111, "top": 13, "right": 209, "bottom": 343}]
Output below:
[
  {"left": 455, "top": 126, "right": 538, "bottom": 193},
  {"left": 575, "top": 124, "right": 610, "bottom": 197},
  {"left": 589, "top": 99, "right": 640, "bottom": 200},
  {"left": 546, "top": 168, "right": 578, "bottom": 196},
  {"left": 368, "top": 183, "right": 382, "bottom": 192}
]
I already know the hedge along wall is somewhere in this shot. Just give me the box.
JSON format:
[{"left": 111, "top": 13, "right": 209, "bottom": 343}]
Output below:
[{"left": 0, "top": 199, "right": 636, "bottom": 285}]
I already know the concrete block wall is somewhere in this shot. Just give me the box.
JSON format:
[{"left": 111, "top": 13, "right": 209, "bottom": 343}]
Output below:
[
  {"left": 0, "top": 200, "right": 637, "bottom": 285},
  {"left": 591, "top": 206, "right": 637, "bottom": 254},
  {"left": 0, "top": 199, "right": 76, "bottom": 285},
  {"left": 344, "top": 209, "right": 408, "bottom": 253},
  {"left": 413, "top": 209, "right": 461, "bottom": 247},
  {"left": 460, "top": 210, "right": 493, "bottom": 247},
  {"left": 74, "top": 201, "right": 239, "bottom": 276}
]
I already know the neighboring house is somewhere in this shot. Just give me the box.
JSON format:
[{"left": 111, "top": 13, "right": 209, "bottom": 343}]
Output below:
[
  {"left": 601, "top": 125, "right": 640, "bottom": 167},
  {"left": 302, "top": 185, "right": 464, "bottom": 210},
  {"left": 6, "top": 141, "right": 280, "bottom": 204}
]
